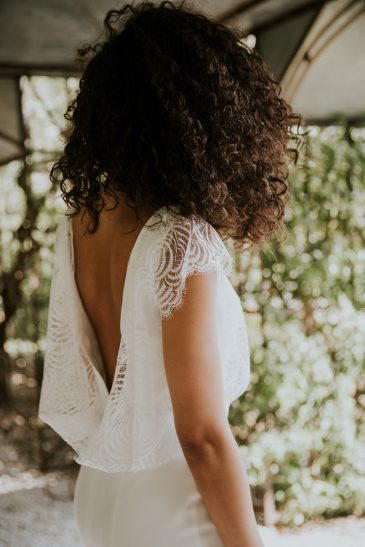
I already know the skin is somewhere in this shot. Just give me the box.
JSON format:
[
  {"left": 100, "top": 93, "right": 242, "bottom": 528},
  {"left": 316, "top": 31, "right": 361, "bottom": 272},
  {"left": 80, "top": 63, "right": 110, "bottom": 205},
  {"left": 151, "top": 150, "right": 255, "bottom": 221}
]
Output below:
[
  {"left": 71, "top": 197, "right": 155, "bottom": 392},
  {"left": 162, "top": 269, "right": 264, "bottom": 547},
  {"left": 73, "top": 197, "right": 264, "bottom": 546}
]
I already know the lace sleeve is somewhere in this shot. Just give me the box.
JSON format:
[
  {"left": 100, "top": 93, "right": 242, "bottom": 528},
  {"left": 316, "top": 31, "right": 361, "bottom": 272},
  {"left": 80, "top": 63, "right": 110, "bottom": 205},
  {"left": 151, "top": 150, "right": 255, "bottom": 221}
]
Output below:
[{"left": 151, "top": 216, "right": 232, "bottom": 319}]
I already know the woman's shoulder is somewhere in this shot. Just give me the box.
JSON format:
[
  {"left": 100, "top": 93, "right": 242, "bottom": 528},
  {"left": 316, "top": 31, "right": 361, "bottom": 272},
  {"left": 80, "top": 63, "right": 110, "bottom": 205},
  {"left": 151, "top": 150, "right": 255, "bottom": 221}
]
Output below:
[
  {"left": 142, "top": 207, "right": 233, "bottom": 319},
  {"left": 144, "top": 207, "right": 232, "bottom": 275},
  {"left": 149, "top": 206, "right": 228, "bottom": 248},
  {"left": 164, "top": 208, "right": 232, "bottom": 269}
]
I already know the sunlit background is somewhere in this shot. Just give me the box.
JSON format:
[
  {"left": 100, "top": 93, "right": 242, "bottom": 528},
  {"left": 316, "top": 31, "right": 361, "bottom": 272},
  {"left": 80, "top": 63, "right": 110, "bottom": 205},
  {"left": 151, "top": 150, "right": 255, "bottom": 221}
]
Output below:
[{"left": 1, "top": 1, "right": 365, "bottom": 545}]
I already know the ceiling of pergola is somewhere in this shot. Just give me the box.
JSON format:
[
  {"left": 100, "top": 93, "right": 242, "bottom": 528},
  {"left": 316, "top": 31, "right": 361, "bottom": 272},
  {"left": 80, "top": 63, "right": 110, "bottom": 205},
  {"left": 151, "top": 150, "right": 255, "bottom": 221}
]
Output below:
[{"left": 0, "top": 0, "right": 364, "bottom": 165}]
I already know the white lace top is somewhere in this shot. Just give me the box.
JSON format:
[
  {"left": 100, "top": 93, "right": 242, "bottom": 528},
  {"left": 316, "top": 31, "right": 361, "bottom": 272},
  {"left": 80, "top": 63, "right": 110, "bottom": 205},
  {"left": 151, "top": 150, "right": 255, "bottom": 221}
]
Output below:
[{"left": 38, "top": 205, "right": 251, "bottom": 473}]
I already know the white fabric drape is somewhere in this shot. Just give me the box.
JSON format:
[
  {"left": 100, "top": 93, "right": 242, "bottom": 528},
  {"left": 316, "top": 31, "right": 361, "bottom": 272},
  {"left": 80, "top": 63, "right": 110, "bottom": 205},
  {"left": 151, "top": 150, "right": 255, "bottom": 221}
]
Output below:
[{"left": 38, "top": 206, "right": 251, "bottom": 473}]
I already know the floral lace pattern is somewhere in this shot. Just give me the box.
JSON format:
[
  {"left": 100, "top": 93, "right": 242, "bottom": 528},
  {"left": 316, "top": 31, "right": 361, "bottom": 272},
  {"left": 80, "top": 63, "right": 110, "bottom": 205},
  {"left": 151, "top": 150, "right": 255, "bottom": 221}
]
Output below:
[
  {"left": 38, "top": 207, "right": 251, "bottom": 472},
  {"left": 149, "top": 215, "right": 233, "bottom": 319}
]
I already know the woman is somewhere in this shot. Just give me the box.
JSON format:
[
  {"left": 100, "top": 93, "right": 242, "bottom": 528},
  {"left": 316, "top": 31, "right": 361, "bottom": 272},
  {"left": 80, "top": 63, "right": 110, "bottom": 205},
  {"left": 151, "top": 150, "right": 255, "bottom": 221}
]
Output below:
[{"left": 38, "top": 1, "right": 304, "bottom": 546}]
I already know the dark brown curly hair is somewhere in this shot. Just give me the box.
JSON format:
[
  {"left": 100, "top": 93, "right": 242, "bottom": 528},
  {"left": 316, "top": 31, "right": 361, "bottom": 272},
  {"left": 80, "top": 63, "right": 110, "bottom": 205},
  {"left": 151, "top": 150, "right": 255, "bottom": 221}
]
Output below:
[{"left": 51, "top": 0, "right": 306, "bottom": 251}]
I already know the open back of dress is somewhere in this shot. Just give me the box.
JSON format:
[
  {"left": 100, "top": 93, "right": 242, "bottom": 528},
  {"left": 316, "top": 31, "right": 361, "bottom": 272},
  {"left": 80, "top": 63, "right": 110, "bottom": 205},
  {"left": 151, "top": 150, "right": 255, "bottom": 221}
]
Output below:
[{"left": 38, "top": 205, "right": 251, "bottom": 473}]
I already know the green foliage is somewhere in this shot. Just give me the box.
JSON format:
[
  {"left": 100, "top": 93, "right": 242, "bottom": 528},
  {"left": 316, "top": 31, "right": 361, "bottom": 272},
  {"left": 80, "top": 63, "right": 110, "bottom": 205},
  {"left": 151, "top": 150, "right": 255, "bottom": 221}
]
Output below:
[
  {"left": 0, "top": 76, "right": 77, "bottom": 469},
  {"left": 229, "top": 124, "right": 365, "bottom": 524},
  {"left": 1, "top": 77, "right": 73, "bottom": 352},
  {"left": 1, "top": 77, "right": 364, "bottom": 524}
]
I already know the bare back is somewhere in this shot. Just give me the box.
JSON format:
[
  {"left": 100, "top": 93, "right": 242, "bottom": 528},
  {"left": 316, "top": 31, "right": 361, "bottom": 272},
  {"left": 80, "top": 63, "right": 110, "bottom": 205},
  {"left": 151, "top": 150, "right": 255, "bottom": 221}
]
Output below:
[{"left": 71, "top": 205, "right": 152, "bottom": 392}]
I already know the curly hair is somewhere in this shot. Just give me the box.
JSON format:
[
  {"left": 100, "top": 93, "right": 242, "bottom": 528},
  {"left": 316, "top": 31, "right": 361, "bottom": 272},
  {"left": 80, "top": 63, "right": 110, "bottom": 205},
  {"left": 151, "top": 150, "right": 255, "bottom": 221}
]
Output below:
[{"left": 51, "top": 0, "right": 306, "bottom": 251}]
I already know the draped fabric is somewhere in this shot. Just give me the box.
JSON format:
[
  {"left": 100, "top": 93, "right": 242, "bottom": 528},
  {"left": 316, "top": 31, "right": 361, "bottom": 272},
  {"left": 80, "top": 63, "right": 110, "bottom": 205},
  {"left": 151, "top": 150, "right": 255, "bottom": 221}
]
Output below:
[{"left": 38, "top": 206, "right": 250, "bottom": 472}]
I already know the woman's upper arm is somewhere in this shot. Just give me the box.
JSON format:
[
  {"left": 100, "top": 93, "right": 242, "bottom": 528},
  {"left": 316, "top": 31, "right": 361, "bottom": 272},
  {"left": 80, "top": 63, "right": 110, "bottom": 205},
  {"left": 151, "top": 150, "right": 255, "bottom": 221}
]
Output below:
[{"left": 161, "top": 268, "right": 229, "bottom": 447}]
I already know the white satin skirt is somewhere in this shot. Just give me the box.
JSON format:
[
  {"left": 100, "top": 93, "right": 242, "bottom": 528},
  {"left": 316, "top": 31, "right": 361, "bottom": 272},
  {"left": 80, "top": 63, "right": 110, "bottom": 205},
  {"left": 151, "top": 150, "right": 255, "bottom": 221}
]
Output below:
[{"left": 73, "top": 451, "right": 225, "bottom": 547}]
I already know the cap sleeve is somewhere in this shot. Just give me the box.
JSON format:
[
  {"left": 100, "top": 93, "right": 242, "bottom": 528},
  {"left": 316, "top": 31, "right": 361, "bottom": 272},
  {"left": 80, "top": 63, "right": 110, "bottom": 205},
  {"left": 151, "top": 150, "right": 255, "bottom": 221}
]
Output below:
[{"left": 151, "top": 216, "right": 232, "bottom": 320}]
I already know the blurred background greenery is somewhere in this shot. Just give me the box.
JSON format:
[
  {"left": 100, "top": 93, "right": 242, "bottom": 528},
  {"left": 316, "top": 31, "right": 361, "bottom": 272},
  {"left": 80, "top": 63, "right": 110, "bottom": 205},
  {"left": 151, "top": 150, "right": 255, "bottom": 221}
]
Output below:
[{"left": 0, "top": 75, "right": 364, "bottom": 528}]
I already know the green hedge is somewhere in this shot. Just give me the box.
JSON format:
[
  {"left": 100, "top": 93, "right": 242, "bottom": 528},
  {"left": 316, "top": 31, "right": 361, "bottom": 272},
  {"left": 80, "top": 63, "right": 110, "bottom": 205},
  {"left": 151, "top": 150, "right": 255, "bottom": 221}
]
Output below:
[{"left": 229, "top": 123, "right": 365, "bottom": 525}]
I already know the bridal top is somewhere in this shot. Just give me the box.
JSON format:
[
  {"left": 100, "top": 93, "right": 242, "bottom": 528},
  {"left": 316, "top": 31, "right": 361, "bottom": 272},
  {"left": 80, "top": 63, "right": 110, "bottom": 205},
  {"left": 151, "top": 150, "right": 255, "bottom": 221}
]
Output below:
[{"left": 38, "top": 205, "right": 251, "bottom": 473}]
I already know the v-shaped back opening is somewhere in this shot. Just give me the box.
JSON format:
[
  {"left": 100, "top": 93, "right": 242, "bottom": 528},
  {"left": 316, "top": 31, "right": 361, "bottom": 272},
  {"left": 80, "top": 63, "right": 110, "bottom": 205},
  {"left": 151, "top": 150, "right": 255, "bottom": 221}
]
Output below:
[{"left": 66, "top": 206, "right": 166, "bottom": 395}]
